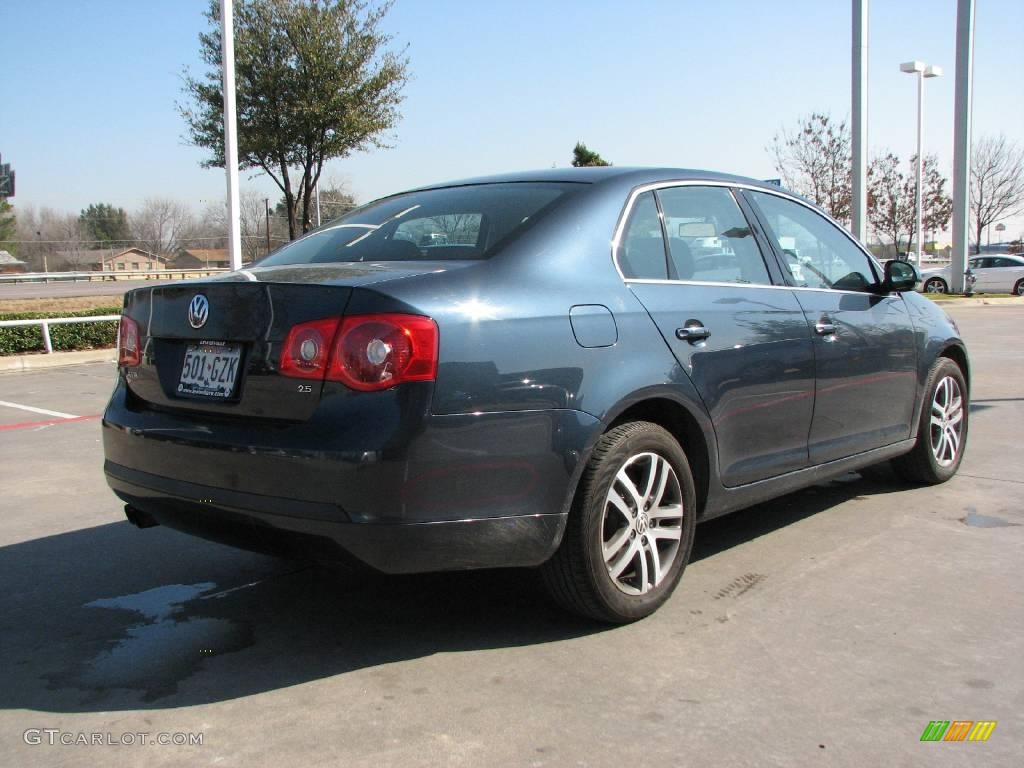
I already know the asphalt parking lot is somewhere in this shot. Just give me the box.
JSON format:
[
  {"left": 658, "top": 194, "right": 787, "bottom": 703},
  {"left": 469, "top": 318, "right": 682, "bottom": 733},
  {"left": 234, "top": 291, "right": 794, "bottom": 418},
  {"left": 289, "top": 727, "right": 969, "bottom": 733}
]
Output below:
[{"left": 0, "top": 304, "right": 1020, "bottom": 768}]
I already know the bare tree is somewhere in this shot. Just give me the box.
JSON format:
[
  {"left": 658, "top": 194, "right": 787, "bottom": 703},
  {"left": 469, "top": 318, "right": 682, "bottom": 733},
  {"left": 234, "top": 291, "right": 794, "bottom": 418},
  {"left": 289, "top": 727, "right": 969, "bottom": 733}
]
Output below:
[
  {"left": 239, "top": 190, "right": 272, "bottom": 263},
  {"left": 14, "top": 205, "right": 92, "bottom": 271},
  {"left": 971, "top": 135, "right": 1024, "bottom": 253},
  {"left": 868, "top": 152, "right": 952, "bottom": 257},
  {"left": 769, "top": 112, "right": 851, "bottom": 225},
  {"left": 131, "top": 197, "right": 196, "bottom": 256}
]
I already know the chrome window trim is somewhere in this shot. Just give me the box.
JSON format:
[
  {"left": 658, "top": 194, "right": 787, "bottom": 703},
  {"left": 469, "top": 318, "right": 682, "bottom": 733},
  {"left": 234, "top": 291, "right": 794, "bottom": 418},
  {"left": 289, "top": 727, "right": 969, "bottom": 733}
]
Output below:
[
  {"left": 610, "top": 179, "right": 884, "bottom": 286},
  {"left": 622, "top": 277, "right": 882, "bottom": 297}
]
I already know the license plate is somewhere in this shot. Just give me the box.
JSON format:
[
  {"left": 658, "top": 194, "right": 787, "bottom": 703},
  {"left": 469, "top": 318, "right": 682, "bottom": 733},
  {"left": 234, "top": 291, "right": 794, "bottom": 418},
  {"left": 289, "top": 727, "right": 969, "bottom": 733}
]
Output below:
[{"left": 177, "top": 342, "right": 242, "bottom": 398}]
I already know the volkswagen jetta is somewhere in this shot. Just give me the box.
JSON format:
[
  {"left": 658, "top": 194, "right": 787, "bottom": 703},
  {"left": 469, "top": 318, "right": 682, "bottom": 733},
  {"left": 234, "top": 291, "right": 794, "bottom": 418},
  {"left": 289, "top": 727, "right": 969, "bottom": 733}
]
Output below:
[{"left": 103, "top": 168, "right": 970, "bottom": 622}]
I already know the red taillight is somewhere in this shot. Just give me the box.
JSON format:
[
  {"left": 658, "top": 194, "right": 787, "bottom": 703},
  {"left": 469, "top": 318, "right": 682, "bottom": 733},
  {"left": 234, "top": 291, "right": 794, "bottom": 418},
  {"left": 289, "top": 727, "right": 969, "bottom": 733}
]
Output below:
[
  {"left": 118, "top": 315, "right": 141, "bottom": 367},
  {"left": 279, "top": 317, "right": 341, "bottom": 379},
  {"left": 278, "top": 313, "right": 438, "bottom": 391},
  {"left": 327, "top": 314, "right": 438, "bottom": 391}
]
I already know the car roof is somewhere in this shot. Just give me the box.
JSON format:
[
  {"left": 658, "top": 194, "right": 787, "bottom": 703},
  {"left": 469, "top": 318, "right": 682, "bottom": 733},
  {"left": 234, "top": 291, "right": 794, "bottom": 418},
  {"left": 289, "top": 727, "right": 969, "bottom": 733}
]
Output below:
[{"left": 406, "top": 167, "right": 788, "bottom": 195}]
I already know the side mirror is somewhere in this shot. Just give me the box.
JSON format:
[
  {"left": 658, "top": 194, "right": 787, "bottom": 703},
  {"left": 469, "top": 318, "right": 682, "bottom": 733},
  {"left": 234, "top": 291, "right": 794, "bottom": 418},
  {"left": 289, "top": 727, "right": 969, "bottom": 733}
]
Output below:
[{"left": 881, "top": 259, "right": 920, "bottom": 293}]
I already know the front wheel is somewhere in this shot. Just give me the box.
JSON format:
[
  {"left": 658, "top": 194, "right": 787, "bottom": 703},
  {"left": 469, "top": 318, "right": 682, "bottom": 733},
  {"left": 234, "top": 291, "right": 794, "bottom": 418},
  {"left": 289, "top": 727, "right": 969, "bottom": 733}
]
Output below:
[
  {"left": 923, "top": 277, "right": 947, "bottom": 294},
  {"left": 893, "top": 358, "right": 968, "bottom": 484},
  {"left": 541, "top": 421, "right": 697, "bottom": 623},
  {"left": 1014, "top": 278, "right": 1024, "bottom": 296}
]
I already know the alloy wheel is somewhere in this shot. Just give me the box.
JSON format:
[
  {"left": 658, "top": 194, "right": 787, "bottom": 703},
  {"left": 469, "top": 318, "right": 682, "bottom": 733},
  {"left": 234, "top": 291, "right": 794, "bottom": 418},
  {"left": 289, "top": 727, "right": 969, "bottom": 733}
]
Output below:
[
  {"left": 601, "top": 452, "right": 684, "bottom": 595},
  {"left": 925, "top": 279, "right": 946, "bottom": 294},
  {"left": 930, "top": 376, "right": 964, "bottom": 467}
]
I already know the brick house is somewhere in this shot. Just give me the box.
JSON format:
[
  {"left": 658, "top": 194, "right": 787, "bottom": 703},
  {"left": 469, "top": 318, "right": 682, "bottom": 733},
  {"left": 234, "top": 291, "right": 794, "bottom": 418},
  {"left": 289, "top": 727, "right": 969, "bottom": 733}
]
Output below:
[
  {"left": 173, "top": 248, "right": 231, "bottom": 269},
  {"left": 96, "top": 247, "right": 168, "bottom": 272}
]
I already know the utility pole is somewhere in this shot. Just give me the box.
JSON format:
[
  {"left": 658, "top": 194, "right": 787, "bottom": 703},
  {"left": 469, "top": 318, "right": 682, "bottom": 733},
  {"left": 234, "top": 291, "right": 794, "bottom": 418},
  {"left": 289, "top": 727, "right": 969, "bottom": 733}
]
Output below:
[
  {"left": 220, "top": 0, "right": 243, "bottom": 271},
  {"left": 38, "top": 230, "right": 47, "bottom": 273},
  {"left": 950, "top": 0, "right": 974, "bottom": 293},
  {"left": 264, "top": 198, "right": 272, "bottom": 255},
  {"left": 851, "top": 0, "right": 869, "bottom": 242}
]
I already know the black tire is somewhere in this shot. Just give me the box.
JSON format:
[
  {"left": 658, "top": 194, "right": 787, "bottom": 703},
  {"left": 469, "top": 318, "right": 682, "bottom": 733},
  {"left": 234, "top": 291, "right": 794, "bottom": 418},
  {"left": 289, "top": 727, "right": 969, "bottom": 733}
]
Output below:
[
  {"left": 892, "top": 358, "right": 968, "bottom": 484},
  {"left": 540, "top": 421, "right": 697, "bottom": 623},
  {"left": 1014, "top": 279, "right": 1024, "bottom": 297},
  {"left": 923, "top": 277, "right": 947, "bottom": 294}
]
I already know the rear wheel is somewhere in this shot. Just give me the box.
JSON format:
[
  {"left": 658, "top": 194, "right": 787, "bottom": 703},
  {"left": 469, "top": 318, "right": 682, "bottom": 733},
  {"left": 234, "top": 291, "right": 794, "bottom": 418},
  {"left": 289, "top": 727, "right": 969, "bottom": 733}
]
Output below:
[
  {"left": 1014, "top": 279, "right": 1024, "bottom": 296},
  {"left": 923, "top": 277, "right": 947, "bottom": 294},
  {"left": 541, "top": 421, "right": 697, "bottom": 623},
  {"left": 893, "top": 358, "right": 968, "bottom": 484}
]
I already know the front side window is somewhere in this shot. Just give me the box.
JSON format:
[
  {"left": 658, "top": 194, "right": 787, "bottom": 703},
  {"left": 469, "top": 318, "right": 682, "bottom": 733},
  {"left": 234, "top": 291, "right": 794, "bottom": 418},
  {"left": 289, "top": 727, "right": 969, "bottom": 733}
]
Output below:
[
  {"left": 258, "top": 183, "right": 581, "bottom": 266},
  {"left": 656, "top": 186, "right": 771, "bottom": 285},
  {"left": 748, "top": 191, "right": 878, "bottom": 291}
]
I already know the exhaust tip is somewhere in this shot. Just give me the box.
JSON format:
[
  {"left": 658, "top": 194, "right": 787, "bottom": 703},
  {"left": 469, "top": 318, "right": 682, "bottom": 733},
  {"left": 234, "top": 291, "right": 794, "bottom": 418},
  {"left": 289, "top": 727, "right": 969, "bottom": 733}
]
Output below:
[{"left": 124, "top": 505, "right": 160, "bottom": 529}]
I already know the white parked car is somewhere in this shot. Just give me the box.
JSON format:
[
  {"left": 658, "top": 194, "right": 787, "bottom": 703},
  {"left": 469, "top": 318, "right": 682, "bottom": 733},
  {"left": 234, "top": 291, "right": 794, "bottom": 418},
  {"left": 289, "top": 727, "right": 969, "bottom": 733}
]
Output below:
[{"left": 917, "top": 254, "right": 1024, "bottom": 295}]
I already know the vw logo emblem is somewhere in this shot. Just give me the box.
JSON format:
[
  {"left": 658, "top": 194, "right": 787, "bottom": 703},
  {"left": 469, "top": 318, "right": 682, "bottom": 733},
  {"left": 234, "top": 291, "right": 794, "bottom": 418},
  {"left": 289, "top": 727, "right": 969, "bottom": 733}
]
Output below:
[{"left": 188, "top": 294, "right": 209, "bottom": 329}]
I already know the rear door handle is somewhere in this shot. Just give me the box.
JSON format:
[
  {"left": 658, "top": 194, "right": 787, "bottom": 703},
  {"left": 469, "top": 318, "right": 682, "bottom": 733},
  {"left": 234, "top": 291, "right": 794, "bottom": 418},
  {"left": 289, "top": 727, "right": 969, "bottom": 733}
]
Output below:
[
  {"left": 676, "top": 324, "right": 711, "bottom": 343},
  {"left": 815, "top": 321, "right": 837, "bottom": 336}
]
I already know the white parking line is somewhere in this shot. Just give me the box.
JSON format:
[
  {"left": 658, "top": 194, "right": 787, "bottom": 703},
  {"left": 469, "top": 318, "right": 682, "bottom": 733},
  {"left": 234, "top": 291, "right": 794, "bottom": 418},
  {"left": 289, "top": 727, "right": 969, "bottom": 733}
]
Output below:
[{"left": 0, "top": 399, "right": 78, "bottom": 419}]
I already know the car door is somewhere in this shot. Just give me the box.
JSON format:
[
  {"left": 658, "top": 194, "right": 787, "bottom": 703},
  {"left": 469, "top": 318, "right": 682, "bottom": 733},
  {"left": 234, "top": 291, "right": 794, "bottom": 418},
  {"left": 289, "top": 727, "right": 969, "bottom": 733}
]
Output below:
[
  {"left": 619, "top": 185, "right": 815, "bottom": 487},
  {"left": 969, "top": 257, "right": 998, "bottom": 292},
  {"left": 978, "top": 256, "right": 1023, "bottom": 292},
  {"left": 743, "top": 190, "right": 918, "bottom": 464}
]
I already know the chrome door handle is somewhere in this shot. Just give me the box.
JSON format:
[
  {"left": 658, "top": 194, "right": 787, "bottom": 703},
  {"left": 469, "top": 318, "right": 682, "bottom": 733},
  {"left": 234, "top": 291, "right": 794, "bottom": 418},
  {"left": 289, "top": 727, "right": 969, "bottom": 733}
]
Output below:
[
  {"left": 815, "top": 321, "right": 837, "bottom": 336},
  {"left": 676, "top": 324, "right": 711, "bottom": 342}
]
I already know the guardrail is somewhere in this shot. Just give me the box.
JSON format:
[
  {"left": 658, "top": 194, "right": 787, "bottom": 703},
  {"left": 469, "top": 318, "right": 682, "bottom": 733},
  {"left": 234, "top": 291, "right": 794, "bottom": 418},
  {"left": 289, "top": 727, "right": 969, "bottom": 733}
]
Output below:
[
  {"left": 0, "top": 315, "right": 120, "bottom": 354},
  {"left": 0, "top": 268, "right": 230, "bottom": 284}
]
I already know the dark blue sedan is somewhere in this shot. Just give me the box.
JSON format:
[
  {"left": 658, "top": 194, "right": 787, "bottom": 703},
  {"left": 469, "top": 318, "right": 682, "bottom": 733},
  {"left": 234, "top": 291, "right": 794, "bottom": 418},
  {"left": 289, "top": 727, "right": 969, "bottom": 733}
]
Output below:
[{"left": 104, "top": 168, "right": 969, "bottom": 622}]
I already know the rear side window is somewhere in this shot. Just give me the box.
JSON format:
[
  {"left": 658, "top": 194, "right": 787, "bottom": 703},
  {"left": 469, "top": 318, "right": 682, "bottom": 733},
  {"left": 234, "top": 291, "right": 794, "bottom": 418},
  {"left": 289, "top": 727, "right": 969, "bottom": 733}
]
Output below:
[
  {"left": 617, "top": 192, "right": 668, "bottom": 279},
  {"left": 656, "top": 186, "right": 772, "bottom": 285},
  {"left": 259, "top": 183, "right": 581, "bottom": 265}
]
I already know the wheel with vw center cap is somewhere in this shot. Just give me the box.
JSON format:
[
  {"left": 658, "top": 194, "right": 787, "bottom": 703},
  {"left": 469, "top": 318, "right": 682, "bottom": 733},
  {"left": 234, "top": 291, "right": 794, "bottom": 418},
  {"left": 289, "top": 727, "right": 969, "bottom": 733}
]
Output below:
[
  {"left": 541, "top": 421, "right": 697, "bottom": 623},
  {"left": 893, "top": 358, "right": 968, "bottom": 484}
]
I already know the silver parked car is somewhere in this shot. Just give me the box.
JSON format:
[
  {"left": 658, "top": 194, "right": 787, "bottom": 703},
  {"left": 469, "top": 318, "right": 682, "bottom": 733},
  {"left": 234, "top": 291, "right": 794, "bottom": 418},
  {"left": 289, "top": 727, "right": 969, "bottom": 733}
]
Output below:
[{"left": 920, "top": 254, "right": 1024, "bottom": 295}]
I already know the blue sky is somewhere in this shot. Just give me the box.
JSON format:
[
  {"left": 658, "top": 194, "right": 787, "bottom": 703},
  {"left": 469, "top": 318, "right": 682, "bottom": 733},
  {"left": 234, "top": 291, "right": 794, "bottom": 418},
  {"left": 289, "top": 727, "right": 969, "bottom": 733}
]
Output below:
[{"left": 3, "top": 0, "right": 1023, "bottom": 236}]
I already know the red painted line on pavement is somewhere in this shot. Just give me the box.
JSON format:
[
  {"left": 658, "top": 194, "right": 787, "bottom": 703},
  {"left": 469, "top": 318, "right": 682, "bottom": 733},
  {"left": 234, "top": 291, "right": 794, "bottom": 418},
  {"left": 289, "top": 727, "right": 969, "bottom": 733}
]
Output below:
[{"left": 0, "top": 414, "right": 101, "bottom": 432}]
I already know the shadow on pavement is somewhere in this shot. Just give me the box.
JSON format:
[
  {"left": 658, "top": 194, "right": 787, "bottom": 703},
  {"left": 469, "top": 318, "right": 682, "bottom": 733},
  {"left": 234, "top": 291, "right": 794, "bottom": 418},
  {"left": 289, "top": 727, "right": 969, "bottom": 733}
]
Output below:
[{"left": 0, "top": 469, "right": 912, "bottom": 713}]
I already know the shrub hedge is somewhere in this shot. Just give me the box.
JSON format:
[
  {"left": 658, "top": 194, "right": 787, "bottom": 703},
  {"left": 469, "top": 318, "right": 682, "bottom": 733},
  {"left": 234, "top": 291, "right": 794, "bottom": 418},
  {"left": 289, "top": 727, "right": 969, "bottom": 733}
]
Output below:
[{"left": 0, "top": 306, "right": 121, "bottom": 355}]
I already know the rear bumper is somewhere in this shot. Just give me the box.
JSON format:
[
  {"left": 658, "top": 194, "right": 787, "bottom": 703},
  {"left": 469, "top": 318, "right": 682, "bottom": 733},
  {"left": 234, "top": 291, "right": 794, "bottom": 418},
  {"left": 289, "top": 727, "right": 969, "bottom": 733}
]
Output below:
[
  {"left": 102, "top": 382, "right": 600, "bottom": 572},
  {"left": 107, "top": 462, "right": 565, "bottom": 573}
]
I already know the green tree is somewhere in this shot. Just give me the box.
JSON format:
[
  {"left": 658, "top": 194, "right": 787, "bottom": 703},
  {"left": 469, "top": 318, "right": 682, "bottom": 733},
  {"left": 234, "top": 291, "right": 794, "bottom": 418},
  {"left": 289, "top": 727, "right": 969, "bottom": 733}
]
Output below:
[
  {"left": 180, "top": 0, "right": 409, "bottom": 240},
  {"left": 79, "top": 203, "right": 131, "bottom": 244},
  {"left": 572, "top": 142, "right": 611, "bottom": 167},
  {"left": 0, "top": 200, "right": 16, "bottom": 254},
  {"left": 769, "top": 112, "right": 851, "bottom": 225}
]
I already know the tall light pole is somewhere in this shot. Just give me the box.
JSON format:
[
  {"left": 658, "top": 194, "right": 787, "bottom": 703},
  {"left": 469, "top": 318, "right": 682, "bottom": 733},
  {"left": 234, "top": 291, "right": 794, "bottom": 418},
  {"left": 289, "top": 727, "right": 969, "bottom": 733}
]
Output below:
[
  {"left": 220, "top": 0, "right": 243, "bottom": 271},
  {"left": 950, "top": 0, "right": 975, "bottom": 293},
  {"left": 851, "top": 0, "right": 869, "bottom": 242},
  {"left": 900, "top": 61, "right": 942, "bottom": 261}
]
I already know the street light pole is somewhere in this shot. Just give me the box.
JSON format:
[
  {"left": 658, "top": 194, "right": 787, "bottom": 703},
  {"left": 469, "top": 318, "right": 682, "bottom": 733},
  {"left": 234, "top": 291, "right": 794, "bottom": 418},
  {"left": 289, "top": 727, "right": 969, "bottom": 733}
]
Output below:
[
  {"left": 220, "top": 0, "right": 243, "bottom": 271},
  {"left": 851, "top": 0, "right": 869, "bottom": 242},
  {"left": 900, "top": 61, "right": 941, "bottom": 261}
]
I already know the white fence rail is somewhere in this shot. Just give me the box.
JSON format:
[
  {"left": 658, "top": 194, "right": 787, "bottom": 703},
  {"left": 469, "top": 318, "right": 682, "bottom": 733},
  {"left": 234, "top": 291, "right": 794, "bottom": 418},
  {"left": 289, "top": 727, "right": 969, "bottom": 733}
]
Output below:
[
  {"left": 0, "top": 315, "right": 121, "bottom": 354},
  {"left": 0, "top": 268, "right": 229, "bottom": 284}
]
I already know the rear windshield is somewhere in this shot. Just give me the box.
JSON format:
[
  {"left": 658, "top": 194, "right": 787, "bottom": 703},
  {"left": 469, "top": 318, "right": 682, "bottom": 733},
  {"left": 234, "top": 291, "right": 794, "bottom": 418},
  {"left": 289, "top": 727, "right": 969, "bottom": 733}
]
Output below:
[{"left": 258, "top": 182, "right": 583, "bottom": 266}]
